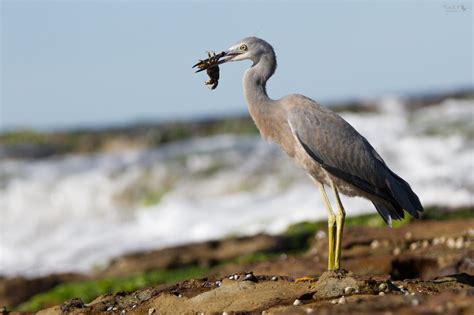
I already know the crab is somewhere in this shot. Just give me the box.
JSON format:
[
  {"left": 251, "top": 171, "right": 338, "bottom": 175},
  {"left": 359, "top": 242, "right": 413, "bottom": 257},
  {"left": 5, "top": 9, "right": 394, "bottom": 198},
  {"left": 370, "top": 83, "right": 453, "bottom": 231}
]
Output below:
[{"left": 193, "top": 51, "right": 226, "bottom": 90}]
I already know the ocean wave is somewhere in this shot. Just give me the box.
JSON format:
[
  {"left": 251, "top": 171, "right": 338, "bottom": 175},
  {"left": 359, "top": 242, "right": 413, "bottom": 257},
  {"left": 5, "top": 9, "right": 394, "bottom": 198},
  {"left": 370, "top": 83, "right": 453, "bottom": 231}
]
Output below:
[{"left": 0, "top": 98, "right": 472, "bottom": 276}]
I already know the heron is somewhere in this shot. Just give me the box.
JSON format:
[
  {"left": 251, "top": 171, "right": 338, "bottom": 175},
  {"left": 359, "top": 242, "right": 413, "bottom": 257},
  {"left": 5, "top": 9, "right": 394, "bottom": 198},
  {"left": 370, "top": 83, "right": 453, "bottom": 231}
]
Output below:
[{"left": 198, "top": 37, "right": 423, "bottom": 271}]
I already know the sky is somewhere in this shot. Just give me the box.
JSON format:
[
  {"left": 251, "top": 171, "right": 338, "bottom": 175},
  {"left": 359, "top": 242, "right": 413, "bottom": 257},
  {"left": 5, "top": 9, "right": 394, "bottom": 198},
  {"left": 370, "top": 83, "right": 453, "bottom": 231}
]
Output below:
[{"left": 1, "top": 0, "right": 472, "bottom": 130}]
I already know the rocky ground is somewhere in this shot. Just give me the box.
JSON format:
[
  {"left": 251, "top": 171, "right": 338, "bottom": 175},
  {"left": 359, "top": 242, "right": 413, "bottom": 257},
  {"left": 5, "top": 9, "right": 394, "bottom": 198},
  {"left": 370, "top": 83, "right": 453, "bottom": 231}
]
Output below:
[{"left": 2, "top": 210, "right": 473, "bottom": 314}]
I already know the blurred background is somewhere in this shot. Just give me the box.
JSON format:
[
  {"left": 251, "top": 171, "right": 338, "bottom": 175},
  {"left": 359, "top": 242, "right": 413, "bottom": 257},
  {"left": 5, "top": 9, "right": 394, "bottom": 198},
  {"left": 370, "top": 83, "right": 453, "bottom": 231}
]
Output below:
[{"left": 0, "top": 0, "right": 473, "bottom": 284}]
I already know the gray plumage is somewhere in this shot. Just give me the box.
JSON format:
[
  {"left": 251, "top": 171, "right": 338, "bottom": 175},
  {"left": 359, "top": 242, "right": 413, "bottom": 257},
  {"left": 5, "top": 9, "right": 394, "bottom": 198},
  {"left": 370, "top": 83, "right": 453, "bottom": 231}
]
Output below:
[{"left": 214, "top": 36, "right": 423, "bottom": 270}]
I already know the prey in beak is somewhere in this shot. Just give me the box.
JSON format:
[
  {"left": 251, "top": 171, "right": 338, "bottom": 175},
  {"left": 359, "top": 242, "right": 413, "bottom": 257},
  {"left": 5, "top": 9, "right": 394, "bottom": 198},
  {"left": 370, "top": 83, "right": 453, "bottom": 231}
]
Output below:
[{"left": 193, "top": 50, "right": 238, "bottom": 90}]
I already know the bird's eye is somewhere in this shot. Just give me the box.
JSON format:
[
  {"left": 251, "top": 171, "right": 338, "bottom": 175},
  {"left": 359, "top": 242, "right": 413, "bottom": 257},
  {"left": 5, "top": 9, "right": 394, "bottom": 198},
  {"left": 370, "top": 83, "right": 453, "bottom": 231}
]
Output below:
[{"left": 240, "top": 44, "right": 248, "bottom": 51}]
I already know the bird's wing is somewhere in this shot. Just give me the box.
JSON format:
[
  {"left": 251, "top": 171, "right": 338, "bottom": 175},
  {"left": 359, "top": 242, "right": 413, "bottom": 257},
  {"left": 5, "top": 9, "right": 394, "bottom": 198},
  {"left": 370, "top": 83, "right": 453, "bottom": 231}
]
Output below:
[
  {"left": 287, "top": 103, "right": 388, "bottom": 196},
  {"left": 287, "top": 100, "right": 423, "bottom": 222}
]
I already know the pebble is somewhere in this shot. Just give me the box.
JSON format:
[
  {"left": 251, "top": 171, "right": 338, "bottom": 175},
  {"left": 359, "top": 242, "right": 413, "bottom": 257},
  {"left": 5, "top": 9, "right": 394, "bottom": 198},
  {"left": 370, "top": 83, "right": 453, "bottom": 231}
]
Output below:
[
  {"left": 409, "top": 242, "right": 418, "bottom": 251},
  {"left": 148, "top": 308, "right": 155, "bottom": 315},
  {"left": 293, "top": 299, "right": 303, "bottom": 306},
  {"left": 411, "top": 298, "right": 419, "bottom": 306},
  {"left": 370, "top": 240, "right": 380, "bottom": 249},
  {"left": 228, "top": 274, "right": 240, "bottom": 280},
  {"left": 421, "top": 240, "right": 429, "bottom": 248},
  {"left": 446, "top": 238, "right": 456, "bottom": 249},
  {"left": 338, "top": 296, "right": 346, "bottom": 304},
  {"left": 244, "top": 272, "right": 257, "bottom": 282},
  {"left": 344, "top": 286, "right": 355, "bottom": 295},
  {"left": 315, "top": 230, "right": 326, "bottom": 240},
  {"left": 405, "top": 232, "right": 412, "bottom": 240},
  {"left": 215, "top": 280, "right": 222, "bottom": 287},
  {"left": 432, "top": 237, "right": 440, "bottom": 245},
  {"left": 132, "top": 305, "right": 137, "bottom": 309},
  {"left": 305, "top": 308, "right": 314, "bottom": 314},
  {"left": 455, "top": 237, "right": 464, "bottom": 249},
  {"left": 378, "top": 292, "right": 385, "bottom": 296},
  {"left": 120, "top": 311, "right": 126, "bottom": 315},
  {"left": 223, "top": 312, "right": 229, "bottom": 315},
  {"left": 331, "top": 299, "right": 338, "bottom": 304},
  {"left": 439, "top": 236, "right": 446, "bottom": 244},
  {"left": 378, "top": 283, "right": 387, "bottom": 291},
  {"left": 112, "top": 307, "right": 118, "bottom": 311},
  {"left": 393, "top": 247, "right": 401, "bottom": 256},
  {"left": 107, "top": 306, "right": 113, "bottom": 311},
  {"left": 271, "top": 276, "right": 278, "bottom": 281},
  {"left": 178, "top": 294, "right": 183, "bottom": 298}
]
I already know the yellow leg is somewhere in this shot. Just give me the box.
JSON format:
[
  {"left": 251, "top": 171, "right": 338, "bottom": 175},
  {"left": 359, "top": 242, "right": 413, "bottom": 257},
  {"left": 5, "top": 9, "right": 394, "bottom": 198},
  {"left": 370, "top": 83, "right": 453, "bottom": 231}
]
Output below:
[
  {"left": 318, "top": 182, "right": 336, "bottom": 270},
  {"left": 329, "top": 179, "right": 345, "bottom": 270}
]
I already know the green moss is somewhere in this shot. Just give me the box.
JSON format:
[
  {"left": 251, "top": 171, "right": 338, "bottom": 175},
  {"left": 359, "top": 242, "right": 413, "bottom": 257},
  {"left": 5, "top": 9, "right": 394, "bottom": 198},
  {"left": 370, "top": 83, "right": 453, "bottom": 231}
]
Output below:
[
  {"left": 0, "top": 130, "right": 49, "bottom": 144},
  {"left": 421, "top": 206, "right": 474, "bottom": 221},
  {"left": 16, "top": 266, "right": 208, "bottom": 312}
]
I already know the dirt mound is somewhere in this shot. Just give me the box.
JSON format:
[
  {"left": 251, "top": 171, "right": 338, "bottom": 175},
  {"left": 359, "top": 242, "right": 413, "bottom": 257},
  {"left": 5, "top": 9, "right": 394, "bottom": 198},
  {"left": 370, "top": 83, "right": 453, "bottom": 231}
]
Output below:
[
  {"left": 4, "top": 217, "right": 473, "bottom": 313},
  {"left": 37, "top": 272, "right": 474, "bottom": 314}
]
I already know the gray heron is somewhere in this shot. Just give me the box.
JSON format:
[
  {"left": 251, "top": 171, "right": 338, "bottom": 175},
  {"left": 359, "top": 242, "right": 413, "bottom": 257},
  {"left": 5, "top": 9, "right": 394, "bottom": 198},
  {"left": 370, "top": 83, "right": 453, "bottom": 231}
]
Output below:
[{"left": 196, "top": 37, "right": 423, "bottom": 270}]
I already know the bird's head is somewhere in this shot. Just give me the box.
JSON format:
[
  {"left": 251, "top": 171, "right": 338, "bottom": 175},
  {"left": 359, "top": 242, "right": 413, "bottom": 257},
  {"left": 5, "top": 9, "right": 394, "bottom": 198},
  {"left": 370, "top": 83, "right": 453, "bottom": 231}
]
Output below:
[{"left": 220, "top": 37, "right": 275, "bottom": 66}]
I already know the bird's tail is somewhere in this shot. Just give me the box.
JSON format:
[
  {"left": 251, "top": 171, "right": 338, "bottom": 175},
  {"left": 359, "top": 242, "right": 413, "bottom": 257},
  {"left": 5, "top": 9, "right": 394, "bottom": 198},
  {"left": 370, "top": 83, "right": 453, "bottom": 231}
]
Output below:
[{"left": 373, "top": 171, "right": 424, "bottom": 226}]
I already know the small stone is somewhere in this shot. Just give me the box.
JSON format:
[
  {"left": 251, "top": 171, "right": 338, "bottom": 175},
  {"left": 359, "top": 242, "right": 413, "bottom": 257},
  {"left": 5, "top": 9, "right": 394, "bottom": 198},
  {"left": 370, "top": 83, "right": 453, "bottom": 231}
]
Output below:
[
  {"left": 132, "top": 305, "right": 137, "bottom": 309},
  {"left": 271, "top": 276, "right": 278, "bottom": 281},
  {"left": 409, "top": 242, "right": 418, "bottom": 250},
  {"left": 215, "top": 280, "right": 222, "bottom": 287},
  {"left": 244, "top": 272, "right": 257, "bottom": 282},
  {"left": 421, "top": 240, "right": 429, "bottom": 248},
  {"left": 338, "top": 296, "right": 346, "bottom": 304},
  {"left": 344, "top": 286, "right": 355, "bottom": 295},
  {"left": 223, "top": 312, "right": 229, "bottom": 315},
  {"left": 432, "top": 237, "right": 440, "bottom": 245},
  {"left": 112, "top": 307, "right": 118, "bottom": 311},
  {"left": 379, "top": 291, "right": 385, "bottom": 296},
  {"left": 455, "top": 237, "right": 464, "bottom": 249},
  {"left": 178, "top": 294, "right": 183, "bottom": 298},
  {"left": 107, "top": 306, "right": 113, "bottom": 311},
  {"left": 305, "top": 308, "right": 314, "bottom": 314},
  {"left": 370, "top": 240, "right": 380, "bottom": 249},
  {"left": 393, "top": 247, "right": 401, "bottom": 256},
  {"left": 331, "top": 299, "right": 338, "bottom": 304},
  {"left": 446, "top": 238, "right": 456, "bottom": 248},
  {"left": 315, "top": 230, "right": 326, "bottom": 239},
  {"left": 378, "top": 283, "right": 387, "bottom": 291},
  {"left": 411, "top": 298, "right": 419, "bottom": 306},
  {"left": 439, "top": 236, "right": 446, "bottom": 244},
  {"left": 293, "top": 299, "right": 303, "bottom": 306},
  {"left": 120, "top": 311, "right": 126, "bottom": 315},
  {"left": 405, "top": 232, "right": 412, "bottom": 240},
  {"left": 434, "top": 305, "right": 444, "bottom": 313},
  {"left": 148, "top": 308, "right": 156, "bottom": 315},
  {"left": 410, "top": 292, "right": 415, "bottom": 296}
]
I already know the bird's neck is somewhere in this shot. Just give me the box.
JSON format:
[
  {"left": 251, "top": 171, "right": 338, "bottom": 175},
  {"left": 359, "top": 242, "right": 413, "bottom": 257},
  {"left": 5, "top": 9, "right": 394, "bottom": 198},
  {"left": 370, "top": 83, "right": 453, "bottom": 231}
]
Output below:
[
  {"left": 243, "top": 53, "right": 283, "bottom": 140},
  {"left": 243, "top": 54, "right": 277, "bottom": 116}
]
